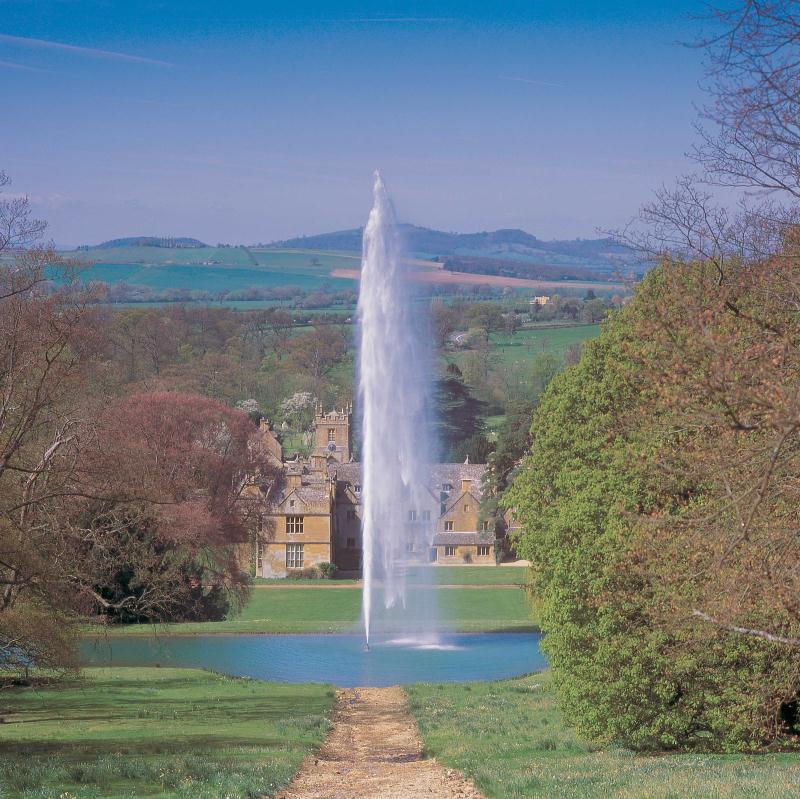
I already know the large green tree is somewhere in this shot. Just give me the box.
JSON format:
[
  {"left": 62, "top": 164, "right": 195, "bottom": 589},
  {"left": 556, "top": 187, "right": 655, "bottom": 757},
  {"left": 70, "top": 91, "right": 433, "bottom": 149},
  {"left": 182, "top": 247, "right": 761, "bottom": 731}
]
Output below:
[
  {"left": 505, "top": 265, "right": 800, "bottom": 752},
  {"left": 433, "top": 364, "right": 488, "bottom": 461}
]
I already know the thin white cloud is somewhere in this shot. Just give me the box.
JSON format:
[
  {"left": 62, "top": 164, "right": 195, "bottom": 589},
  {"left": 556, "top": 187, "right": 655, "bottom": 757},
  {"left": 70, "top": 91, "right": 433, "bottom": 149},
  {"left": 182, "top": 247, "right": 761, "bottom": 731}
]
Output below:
[
  {"left": 499, "top": 75, "right": 563, "bottom": 89},
  {"left": 0, "top": 33, "right": 173, "bottom": 67},
  {"left": 0, "top": 57, "right": 50, "bottom": 73},
  {"left": 340, "top": 17, "right": 457, "bottom": 23}
]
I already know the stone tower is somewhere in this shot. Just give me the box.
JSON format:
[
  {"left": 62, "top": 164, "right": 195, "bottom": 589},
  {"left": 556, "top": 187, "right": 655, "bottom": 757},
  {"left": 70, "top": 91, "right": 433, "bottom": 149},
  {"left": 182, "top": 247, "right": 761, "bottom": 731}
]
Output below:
[{"left": 312, "top": 402, "right": 351, "bottom": 464}]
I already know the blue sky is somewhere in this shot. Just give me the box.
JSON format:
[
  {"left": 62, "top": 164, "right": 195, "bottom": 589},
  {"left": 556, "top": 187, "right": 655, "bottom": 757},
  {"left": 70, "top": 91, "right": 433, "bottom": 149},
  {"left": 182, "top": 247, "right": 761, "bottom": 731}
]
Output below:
[{"left": 1, "top": 1, "right": 707, "bottom": 245}]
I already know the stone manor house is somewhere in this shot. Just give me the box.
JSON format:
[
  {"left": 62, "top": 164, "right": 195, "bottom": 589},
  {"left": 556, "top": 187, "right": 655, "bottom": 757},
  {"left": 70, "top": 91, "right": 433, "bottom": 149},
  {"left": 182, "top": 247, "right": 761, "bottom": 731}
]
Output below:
[{"left": 250, "top": 404, "right": 495, "bottom": 577}]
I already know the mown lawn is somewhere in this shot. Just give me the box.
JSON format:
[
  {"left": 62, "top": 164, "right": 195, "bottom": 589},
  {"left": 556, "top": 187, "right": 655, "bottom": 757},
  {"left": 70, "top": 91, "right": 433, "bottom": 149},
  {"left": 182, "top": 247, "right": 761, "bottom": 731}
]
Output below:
[
  {"left": 402, "top": 565, "right": 529, "bottom": 585},
  {"left": 408, "top": 671, "right": 800, "bottom": 799},
  {"left": 254, "top": 566, "right": 528, "bottom": 586},
  {"left": 86, "top": 585, "right": 536, "bottom": 635},
  {"left": 0, "top": 667, "right": 334, "bottom": 799}
]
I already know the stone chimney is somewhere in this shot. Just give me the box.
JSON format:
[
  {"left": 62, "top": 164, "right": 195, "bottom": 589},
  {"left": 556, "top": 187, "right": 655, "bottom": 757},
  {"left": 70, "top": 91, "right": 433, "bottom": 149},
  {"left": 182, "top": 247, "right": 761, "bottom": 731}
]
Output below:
[
  {"left": 286, "top": 464, "right": 303, "bottom": 491},
  {"left": 461, "top": 478, "right": 472, "bottom": 494}
]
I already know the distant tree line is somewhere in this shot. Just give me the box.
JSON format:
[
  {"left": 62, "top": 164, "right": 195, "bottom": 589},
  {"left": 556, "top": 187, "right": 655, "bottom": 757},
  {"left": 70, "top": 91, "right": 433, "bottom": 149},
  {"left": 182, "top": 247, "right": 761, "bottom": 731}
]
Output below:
[
  {"left": 76, "top": 280, "right": 359, "bottom": 309},
  {"left": 442, "top": 255, "right": 609, "bottom": 282}
]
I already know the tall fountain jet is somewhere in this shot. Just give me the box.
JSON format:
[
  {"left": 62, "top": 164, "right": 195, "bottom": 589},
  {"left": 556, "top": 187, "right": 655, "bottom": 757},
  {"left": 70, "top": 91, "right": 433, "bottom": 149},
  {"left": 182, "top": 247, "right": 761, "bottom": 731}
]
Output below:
[{"left": 358, "top": 172, "right": 434, "bottom": 646}]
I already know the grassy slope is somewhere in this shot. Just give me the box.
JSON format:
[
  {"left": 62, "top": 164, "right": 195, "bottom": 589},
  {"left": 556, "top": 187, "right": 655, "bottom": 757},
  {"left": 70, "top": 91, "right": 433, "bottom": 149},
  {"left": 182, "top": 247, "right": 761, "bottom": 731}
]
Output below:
[
  {"left": 88, "top": 585, "right": 536, "bottom": 635},
  {"left": 488, "top": 324, "right": 600, "bottom": 363},
  {"left": 408, "top": 672, "right": 800, "bottom": 799},
  {"left": 59, "top": 247, "right": 358, "bottom": 293},
  {"left": 1, "top": 667, "right": 334, "bottom": 799},
  {"left": 449, "top": 324, "right": 600, "bottom": 394}
]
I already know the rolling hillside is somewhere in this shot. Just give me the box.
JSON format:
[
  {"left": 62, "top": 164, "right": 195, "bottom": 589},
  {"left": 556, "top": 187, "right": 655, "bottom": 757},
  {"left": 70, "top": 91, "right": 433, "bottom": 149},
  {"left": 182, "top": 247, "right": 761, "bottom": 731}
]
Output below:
[{"left": 264, "top": 224, "right": 640, "bottom": 275}]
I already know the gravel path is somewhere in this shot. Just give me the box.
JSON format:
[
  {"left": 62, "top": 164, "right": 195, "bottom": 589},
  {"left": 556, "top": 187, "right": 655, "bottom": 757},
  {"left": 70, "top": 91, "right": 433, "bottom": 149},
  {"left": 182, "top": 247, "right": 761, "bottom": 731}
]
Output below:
[{"left": 277, "top": 686, "right": 484, "bottom": 799}]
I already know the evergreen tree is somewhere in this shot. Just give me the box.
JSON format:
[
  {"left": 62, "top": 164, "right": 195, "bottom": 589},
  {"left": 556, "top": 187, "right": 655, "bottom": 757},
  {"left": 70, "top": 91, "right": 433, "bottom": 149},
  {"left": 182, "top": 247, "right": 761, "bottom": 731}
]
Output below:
[{"left": 433, "top": 364, "right": 488, "bottom": 460}]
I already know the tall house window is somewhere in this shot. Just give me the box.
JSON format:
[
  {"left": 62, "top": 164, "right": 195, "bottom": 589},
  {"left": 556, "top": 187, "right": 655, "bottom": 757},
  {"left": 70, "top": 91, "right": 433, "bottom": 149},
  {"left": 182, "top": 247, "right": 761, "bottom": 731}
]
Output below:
[
  {"left": 477, "top": 545, "right": 490, "bottom": 557},
  {"left": 408, "top": 510, "right": 417, "bottom": 522},
  {"left": 421, "top": 510, "right": 431, "bottom": 521},
  {"left": 286, "top": 515, "right": 304, "bottom": 534},
  {"left": 286, "top": 543, "right": 304, "bottom": 568},
  {"left": 445, "top": 545, "right": 456, "bottom": 557},
  {"left": 328, "top": 428, "right": 336, "bottom": 442},
  {"left": 444, "top": 520, "right": 454, "bottom": 531}
]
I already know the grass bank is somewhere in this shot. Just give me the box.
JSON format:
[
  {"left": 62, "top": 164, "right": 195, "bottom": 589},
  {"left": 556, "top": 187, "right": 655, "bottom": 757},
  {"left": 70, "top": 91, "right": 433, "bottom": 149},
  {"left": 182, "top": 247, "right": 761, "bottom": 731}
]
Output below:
[
  {"left": 86, "top": 585, "right": 536, "bottom": 636},
  {"left": 0, "top": 667, "right": 334, "bottom": 799},
  {"left": 407, "top": 671, "right": 800, "bottom": 799}
]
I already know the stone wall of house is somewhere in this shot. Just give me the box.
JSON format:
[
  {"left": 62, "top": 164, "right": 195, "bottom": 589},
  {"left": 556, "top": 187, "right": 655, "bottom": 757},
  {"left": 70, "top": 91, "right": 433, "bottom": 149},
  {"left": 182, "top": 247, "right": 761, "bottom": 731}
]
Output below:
[
  {"left": 434, "top": 543, "right": 494, "bottom": 564},
  {"left": 258, "top": 540, "right": 332, "bottom": 577},
  {"left": 257, "top": 511, "right": 333, "bottom": 577},
  {"left": 334, "top": 500, "right": 362, "bottom": 571},
  {"left": 439, "top": 488, "right": 481, "bottom": 533}
]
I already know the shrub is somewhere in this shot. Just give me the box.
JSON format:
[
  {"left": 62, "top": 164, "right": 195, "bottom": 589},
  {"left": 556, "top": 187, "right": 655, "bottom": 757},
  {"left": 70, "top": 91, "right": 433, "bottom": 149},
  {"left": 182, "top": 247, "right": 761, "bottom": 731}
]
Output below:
[
  {"left": 317, "top": 562, "right": 337, "bottom": 579},
  {"left": 494, "top": 540, "right": 504, "bottom": 565},
  {"left": 287, "top": 566, "right": 322, "bottom": 580}
]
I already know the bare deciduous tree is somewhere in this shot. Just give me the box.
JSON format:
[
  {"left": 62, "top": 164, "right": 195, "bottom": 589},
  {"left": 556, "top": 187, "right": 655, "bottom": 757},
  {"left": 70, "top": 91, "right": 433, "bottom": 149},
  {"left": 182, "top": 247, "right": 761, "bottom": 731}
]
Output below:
[{"left": 694, "top": 0, "right": 800, "bottom": 198}]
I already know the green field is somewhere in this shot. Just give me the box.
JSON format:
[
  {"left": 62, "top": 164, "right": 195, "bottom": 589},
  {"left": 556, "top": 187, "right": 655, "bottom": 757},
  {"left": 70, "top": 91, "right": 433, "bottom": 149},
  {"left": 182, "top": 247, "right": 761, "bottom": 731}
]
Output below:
[
  {"left": 0, "top": 667, "right": 334, "bottom": 799},
  {"left": 87, "top": 584, "right": 536, "bottom": 635},
  {"left": 408, "top": 671, "right": 800, "bottom": 799},
  {"left": 449, "top": 324, "right": 600, "bottom": 389},
  {"left": 57, "top": 247, "right": 360, "bottom": 293},
  {"left": 492, "top": 324, "right": 599, "bottom": 364}
]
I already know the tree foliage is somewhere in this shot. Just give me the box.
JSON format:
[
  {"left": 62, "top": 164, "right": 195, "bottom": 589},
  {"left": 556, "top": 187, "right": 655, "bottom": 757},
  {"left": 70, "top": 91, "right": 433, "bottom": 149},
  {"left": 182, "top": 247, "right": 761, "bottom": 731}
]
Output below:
[
  {"left": 0, "top": 237, "right": 272, "bottom": 667},
  {"left": 506, "top": 264, "right": 800, "bottom": 752},
  {"left": 433, "top": 365, "right": 488, "bottom": 461}
]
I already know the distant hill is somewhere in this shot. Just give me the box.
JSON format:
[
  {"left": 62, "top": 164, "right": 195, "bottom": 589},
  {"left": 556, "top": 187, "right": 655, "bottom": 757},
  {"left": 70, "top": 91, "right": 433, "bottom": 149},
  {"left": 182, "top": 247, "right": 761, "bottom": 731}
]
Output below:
[
  {"left": 264, "top": 225, "right": 639, "bottom": 274},
  {"left": 85, "top": 236, "right": 208, "bottom": 250}
]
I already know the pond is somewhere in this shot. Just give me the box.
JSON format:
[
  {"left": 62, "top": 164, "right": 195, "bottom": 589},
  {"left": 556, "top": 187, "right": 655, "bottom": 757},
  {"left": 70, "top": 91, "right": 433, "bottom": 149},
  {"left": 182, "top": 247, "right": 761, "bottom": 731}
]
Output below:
[{"left": 81, "top": 633, "right": 546, "bottom": 687}]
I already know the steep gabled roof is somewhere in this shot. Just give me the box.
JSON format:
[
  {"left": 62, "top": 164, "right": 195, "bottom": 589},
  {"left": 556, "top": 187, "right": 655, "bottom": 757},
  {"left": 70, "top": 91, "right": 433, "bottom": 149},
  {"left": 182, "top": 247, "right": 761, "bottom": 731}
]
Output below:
[{"left": 328, "top": 462, "right": 486, "bottom": 502}]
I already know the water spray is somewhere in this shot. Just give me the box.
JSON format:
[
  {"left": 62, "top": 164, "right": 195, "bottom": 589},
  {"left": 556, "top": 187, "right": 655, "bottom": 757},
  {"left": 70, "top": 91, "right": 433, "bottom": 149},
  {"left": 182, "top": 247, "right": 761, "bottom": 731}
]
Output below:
[{"left": 357, "top": 172, "right": 434, "bottom": 648}]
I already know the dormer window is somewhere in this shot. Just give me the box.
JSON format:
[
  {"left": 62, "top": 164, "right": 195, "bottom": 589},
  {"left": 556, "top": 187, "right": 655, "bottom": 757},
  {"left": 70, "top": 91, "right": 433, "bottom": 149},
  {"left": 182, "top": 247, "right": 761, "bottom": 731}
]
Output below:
[
  {"left": 289, "top": 499, "right": 295, "bottom": 507},
  {"left": 354, "top": 484, "right": 361, "bottom": 493},
  {"left": 442, "top": 483, "right": 452, "bottom": 492}
]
